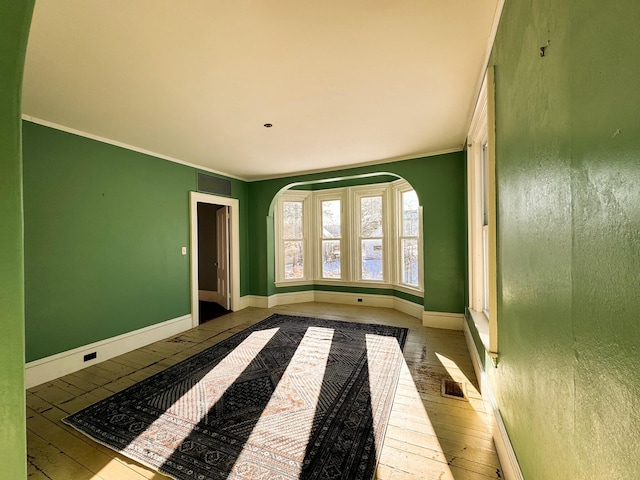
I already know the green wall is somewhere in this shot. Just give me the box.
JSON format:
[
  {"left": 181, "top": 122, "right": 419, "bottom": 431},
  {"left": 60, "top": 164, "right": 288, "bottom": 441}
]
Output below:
[
  {"left": 23, "top": 122, "right": 249, "bottom": 362},
  {"left": 247, "top": 152, "right": 467, "bottom": 313},
  {"left": 0, "top": 1, "right": 34, "bottom": 477},
  {"left": 470, "top": 1, "right": 640, "bottom": 478},
  {"left": 22, "top": 122, "right": 462, "bottom": 365}
]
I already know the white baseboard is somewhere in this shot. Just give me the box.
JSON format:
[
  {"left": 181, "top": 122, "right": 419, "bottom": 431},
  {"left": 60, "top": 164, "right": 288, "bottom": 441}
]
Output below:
[
  {"left": 463, "top": 319, "right": 524, "bottom": 480},
  {"left": 198, "top": 290, "right": 218, "bottom": 302},
  {"left": 463, "top": 319, "right": 484, "bottom": 396},
  {"left": 393, "top": 297, "right": 424, "bottom": 320},
  {"left": 267, "top": 291, "right": 315, "bottom": 308},
  {"left": 239, "top": 293, "right": 313, "bottom": 309},
  {"left": 422, "top": 311, "right": 464, "bottom": 330},
  {"left": 25, "top": 314, "right": 192, "bottom": 389},
  {"left": 313, "top": 290, "right": 393, "bottom": 308},
  {"left": 240, "top": 291, "right": 424, "bottom": 321},
  {"left": 238, "top": 295, "right": 267, "bottom": 309}
]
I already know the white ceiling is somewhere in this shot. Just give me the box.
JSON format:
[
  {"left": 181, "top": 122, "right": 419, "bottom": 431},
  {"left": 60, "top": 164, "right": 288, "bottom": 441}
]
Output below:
[{"left": 22, "top": 0, "right": 500, "bottom": 181}]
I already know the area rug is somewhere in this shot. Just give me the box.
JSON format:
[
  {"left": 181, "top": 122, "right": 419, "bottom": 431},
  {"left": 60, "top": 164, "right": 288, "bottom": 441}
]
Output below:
[{"left": 63, "top": 314, "right": 408, "bottom": 480}]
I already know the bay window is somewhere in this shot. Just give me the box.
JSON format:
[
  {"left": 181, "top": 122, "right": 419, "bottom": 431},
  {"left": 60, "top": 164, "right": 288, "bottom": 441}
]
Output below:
[{"left": 275, "top": 180, "right": 422, "bottom": 293}]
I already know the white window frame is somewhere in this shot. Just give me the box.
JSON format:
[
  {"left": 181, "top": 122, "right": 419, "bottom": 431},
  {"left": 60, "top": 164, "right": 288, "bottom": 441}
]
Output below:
[
  {"left": 468, "top": 67, "right": 498, "bottom": 360},
  {"left": 351, "top": 185, "right": 390, "bottom": 284},
  {"left": 275, "top": 190, "right": 312, "bottom": 285},
  {"left": 314, "top": 189, "right": 347, "bottom": 281},
  {"left": 393, "top": 180, "right": 423, "bottom": 292},
  {"left": 274, "top": 182, "right": 423, "bottom": 294}
]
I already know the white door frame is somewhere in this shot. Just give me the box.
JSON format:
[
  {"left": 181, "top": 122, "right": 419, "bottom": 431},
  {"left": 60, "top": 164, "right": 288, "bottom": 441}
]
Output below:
[
  {"left": 190, "top": 192, "right": 240, "bottom": 327},
  {"left": 215, "top": 205, "right": 230, "bottom": 310}
]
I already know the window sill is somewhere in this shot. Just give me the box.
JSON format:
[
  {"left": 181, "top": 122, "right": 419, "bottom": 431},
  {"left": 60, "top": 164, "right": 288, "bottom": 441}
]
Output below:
[
  {"left": 315, "top": 279, "right": 388, "bottom": 288},
  {"left": 275, "top": 279, "right": 423, "bottom": 296},
  {"left": 467, "top": 308, "right": 498, "bottom": 365},
  {"left": 275, "top": 279, "right": 313, "bottom": 288},
  {"left": 392, "top": 283, "right": 424, "bottom": 296}
]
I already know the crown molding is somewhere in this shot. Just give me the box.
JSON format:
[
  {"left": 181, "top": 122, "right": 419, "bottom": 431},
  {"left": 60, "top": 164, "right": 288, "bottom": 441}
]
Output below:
[{"left": 21, "top": 115, "right": 248, "bottom": 182}]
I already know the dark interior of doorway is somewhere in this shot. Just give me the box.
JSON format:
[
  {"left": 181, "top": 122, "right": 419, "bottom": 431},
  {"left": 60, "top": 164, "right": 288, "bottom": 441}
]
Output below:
[
  {"left": 199, "top": 301, "right": 229, "bottom": 324},
  {"left": 197, "top": 201, "right": 230, "bottom": 324}
]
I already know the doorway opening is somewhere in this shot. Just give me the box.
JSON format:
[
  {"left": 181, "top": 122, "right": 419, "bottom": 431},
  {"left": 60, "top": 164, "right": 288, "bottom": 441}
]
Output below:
[
  {"left": 196, "top": 202, "right": 230, "bottom": 323},
  {"left": 190, "top": 192, "right": 240, "bottom": 327}
]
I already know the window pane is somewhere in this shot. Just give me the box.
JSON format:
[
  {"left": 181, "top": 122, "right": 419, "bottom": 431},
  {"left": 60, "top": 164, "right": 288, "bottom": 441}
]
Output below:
[
  {"left": 321, "top": 240, "right": 341, "bottom": 278},
  {"left": 482, "top": 225, "right": 489, "bottom": 313},
  {"left": 361, "top": 196, "right": 383, "bottom": 238},
  {"left": 482, "top": 142, "right": 489, "bottom": 226},
  {"left": 401, "top": 238, "right": 419, "bottom": 286},
  {"left": 283, "top": 201, "right": 303, "bottom": 239},
  {"left": 322, "top": 200, "right": 341, "bottom": 238},
  {"left": 402, "top": 190, "right": 419, "bottom": 236},
  {"left": 361, "top": 239, "right": 383, "bottom": 280},
  {"left": 284, "top": 240, "right": 303, "bottom": 279}
]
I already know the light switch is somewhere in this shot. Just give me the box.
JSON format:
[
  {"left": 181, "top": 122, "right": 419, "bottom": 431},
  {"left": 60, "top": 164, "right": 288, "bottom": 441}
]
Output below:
[{"left": 181, "top": 247, "right": 187, "bottom": 255}]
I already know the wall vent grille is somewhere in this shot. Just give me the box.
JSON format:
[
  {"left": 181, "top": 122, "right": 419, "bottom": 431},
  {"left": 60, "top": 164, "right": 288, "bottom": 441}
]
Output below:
[{"left": 197, "top": 173, "right": 232, "bottom": 196}]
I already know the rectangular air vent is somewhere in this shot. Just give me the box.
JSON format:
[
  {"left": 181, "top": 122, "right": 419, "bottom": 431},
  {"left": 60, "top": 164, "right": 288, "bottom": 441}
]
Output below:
[
  {"left": 83, "top": 352, "right": 97, "bottom": 362},
  {"left": 441, "top": 378, "right": 467, "bottom": 400},
  {"left": 197, "top": 173, "right": 232, "bottom": 196}
]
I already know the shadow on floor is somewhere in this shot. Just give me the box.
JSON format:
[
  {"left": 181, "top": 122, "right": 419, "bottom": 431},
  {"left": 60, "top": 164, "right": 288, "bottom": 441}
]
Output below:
[{"left": 199, "top": 301, "right": 230, "bottom": 323}]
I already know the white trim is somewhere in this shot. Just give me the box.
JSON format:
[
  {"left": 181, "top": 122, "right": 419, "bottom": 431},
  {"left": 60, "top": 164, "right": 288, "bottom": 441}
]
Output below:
[
  {"left": 313, "top": 290, "right": 394, "bottom": 309},
  {"left": 422, "top": 311, "right": 464, "bottom": 330},
  {"left": 468, "top": 307, "right": 492, "bottom": 356},
  {"left": 267, "top": 291, "right": 316, "bottom": 308},
  {"left": 274, "top": 181, "right": 423, "bottom": 293},
  {"left": 250, "top": 147, "right": 462, "bottom": 182},
  {"left": 241, "top": 291, "right": 316, "bottom": 309},
  {"left": 287, "top": 279, "right": 423, "bottom": 297},
  {"left": 275, "top": 190, "right": 313, "bottom": 284},
  {"left": 238, "top": 295, "right": 268, "bottom": 309},
  {"left": 392, "top": 283, "right": 423, "bottom": 297},
  {"left": 393, "top": 183, "right": 423, "bottom": 290},
  {"left": 467, "top": 67, "right": 498, "bottom": 355},
  {"left": 466, "top": 0, "right": 505, "bottom": 135},
  {"left": 463, "top": 319, "right": 486, "bottom": 399},
  {"left": 314, "top": 189, "right": 347, "bottom": 282},
  {"left": 21, "top": 116, "right": 464, "bottom": 185},
  {"left": 21, "top": 115, "right": 246, "bottom": 181},
  {"left": 190, "top": 192, "right": 241, "bottom": 328},
  {"left": 485, "top": 0, "right": 506, "bottom": 72},
  {"left": 392, "top": 297, "right": 424, "bottom": 320},
  {"left": 25, "top": 314, "right": 192, "bottom": 389},
  {"left": 239, "top": 291, "right": 423, "bottom": 321},
  {"left": 352, "top": 184, "right": 390, "bottom": 283},
  {"left": 463, "top": 320, "right": 524, "bottom": 480}
]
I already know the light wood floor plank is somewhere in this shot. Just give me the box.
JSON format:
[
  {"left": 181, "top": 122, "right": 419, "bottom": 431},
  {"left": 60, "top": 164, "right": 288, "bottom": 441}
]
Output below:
[
  {"left": 28, "top": 429, "right": 104, "bottom": 480},
  {"left": 27, "top": 407, "right": 148, "bottom": 480},
  {"left": 27, "top": 303, "right": 502, "bottom": 479}
]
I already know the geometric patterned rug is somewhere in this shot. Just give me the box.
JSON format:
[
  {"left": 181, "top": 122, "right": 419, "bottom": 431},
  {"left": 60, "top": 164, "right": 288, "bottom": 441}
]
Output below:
[{"left": 63, "top": 314, "right": 408, "bottom": 480}]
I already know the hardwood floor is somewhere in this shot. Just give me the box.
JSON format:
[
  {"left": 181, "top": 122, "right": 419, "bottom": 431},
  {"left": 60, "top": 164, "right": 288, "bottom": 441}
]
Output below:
[{"left": 26, "top": 303, "right": 502, "bottom": 479}]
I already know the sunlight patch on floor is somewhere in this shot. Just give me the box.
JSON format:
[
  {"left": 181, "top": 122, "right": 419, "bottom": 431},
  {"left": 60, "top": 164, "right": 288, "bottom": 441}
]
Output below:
[
  {"left": 435, "top": 351, "right": 487, "bottom": 419},
  {"left": 377, "top": 354, "right": 457, "bottom": 480},
  {"left": 366, "top": 333, "right": 407, "bottom": 455},
  {"left": 125, "top": 327, "right": 280, "bottom": 459},
  {"left": 231, "top": 326, "right": 334, "bottom": 477}
]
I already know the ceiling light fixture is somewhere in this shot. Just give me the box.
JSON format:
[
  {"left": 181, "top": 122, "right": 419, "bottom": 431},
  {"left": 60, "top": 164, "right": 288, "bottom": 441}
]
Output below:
[{"left": 263, "top": 123, "right": 273, "bottom": 128}]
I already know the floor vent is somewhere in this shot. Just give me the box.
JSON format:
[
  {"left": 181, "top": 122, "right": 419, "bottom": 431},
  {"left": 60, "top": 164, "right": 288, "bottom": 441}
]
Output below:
[{"left": 441, "top": 379, "right": 467, "bottom": 401}]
